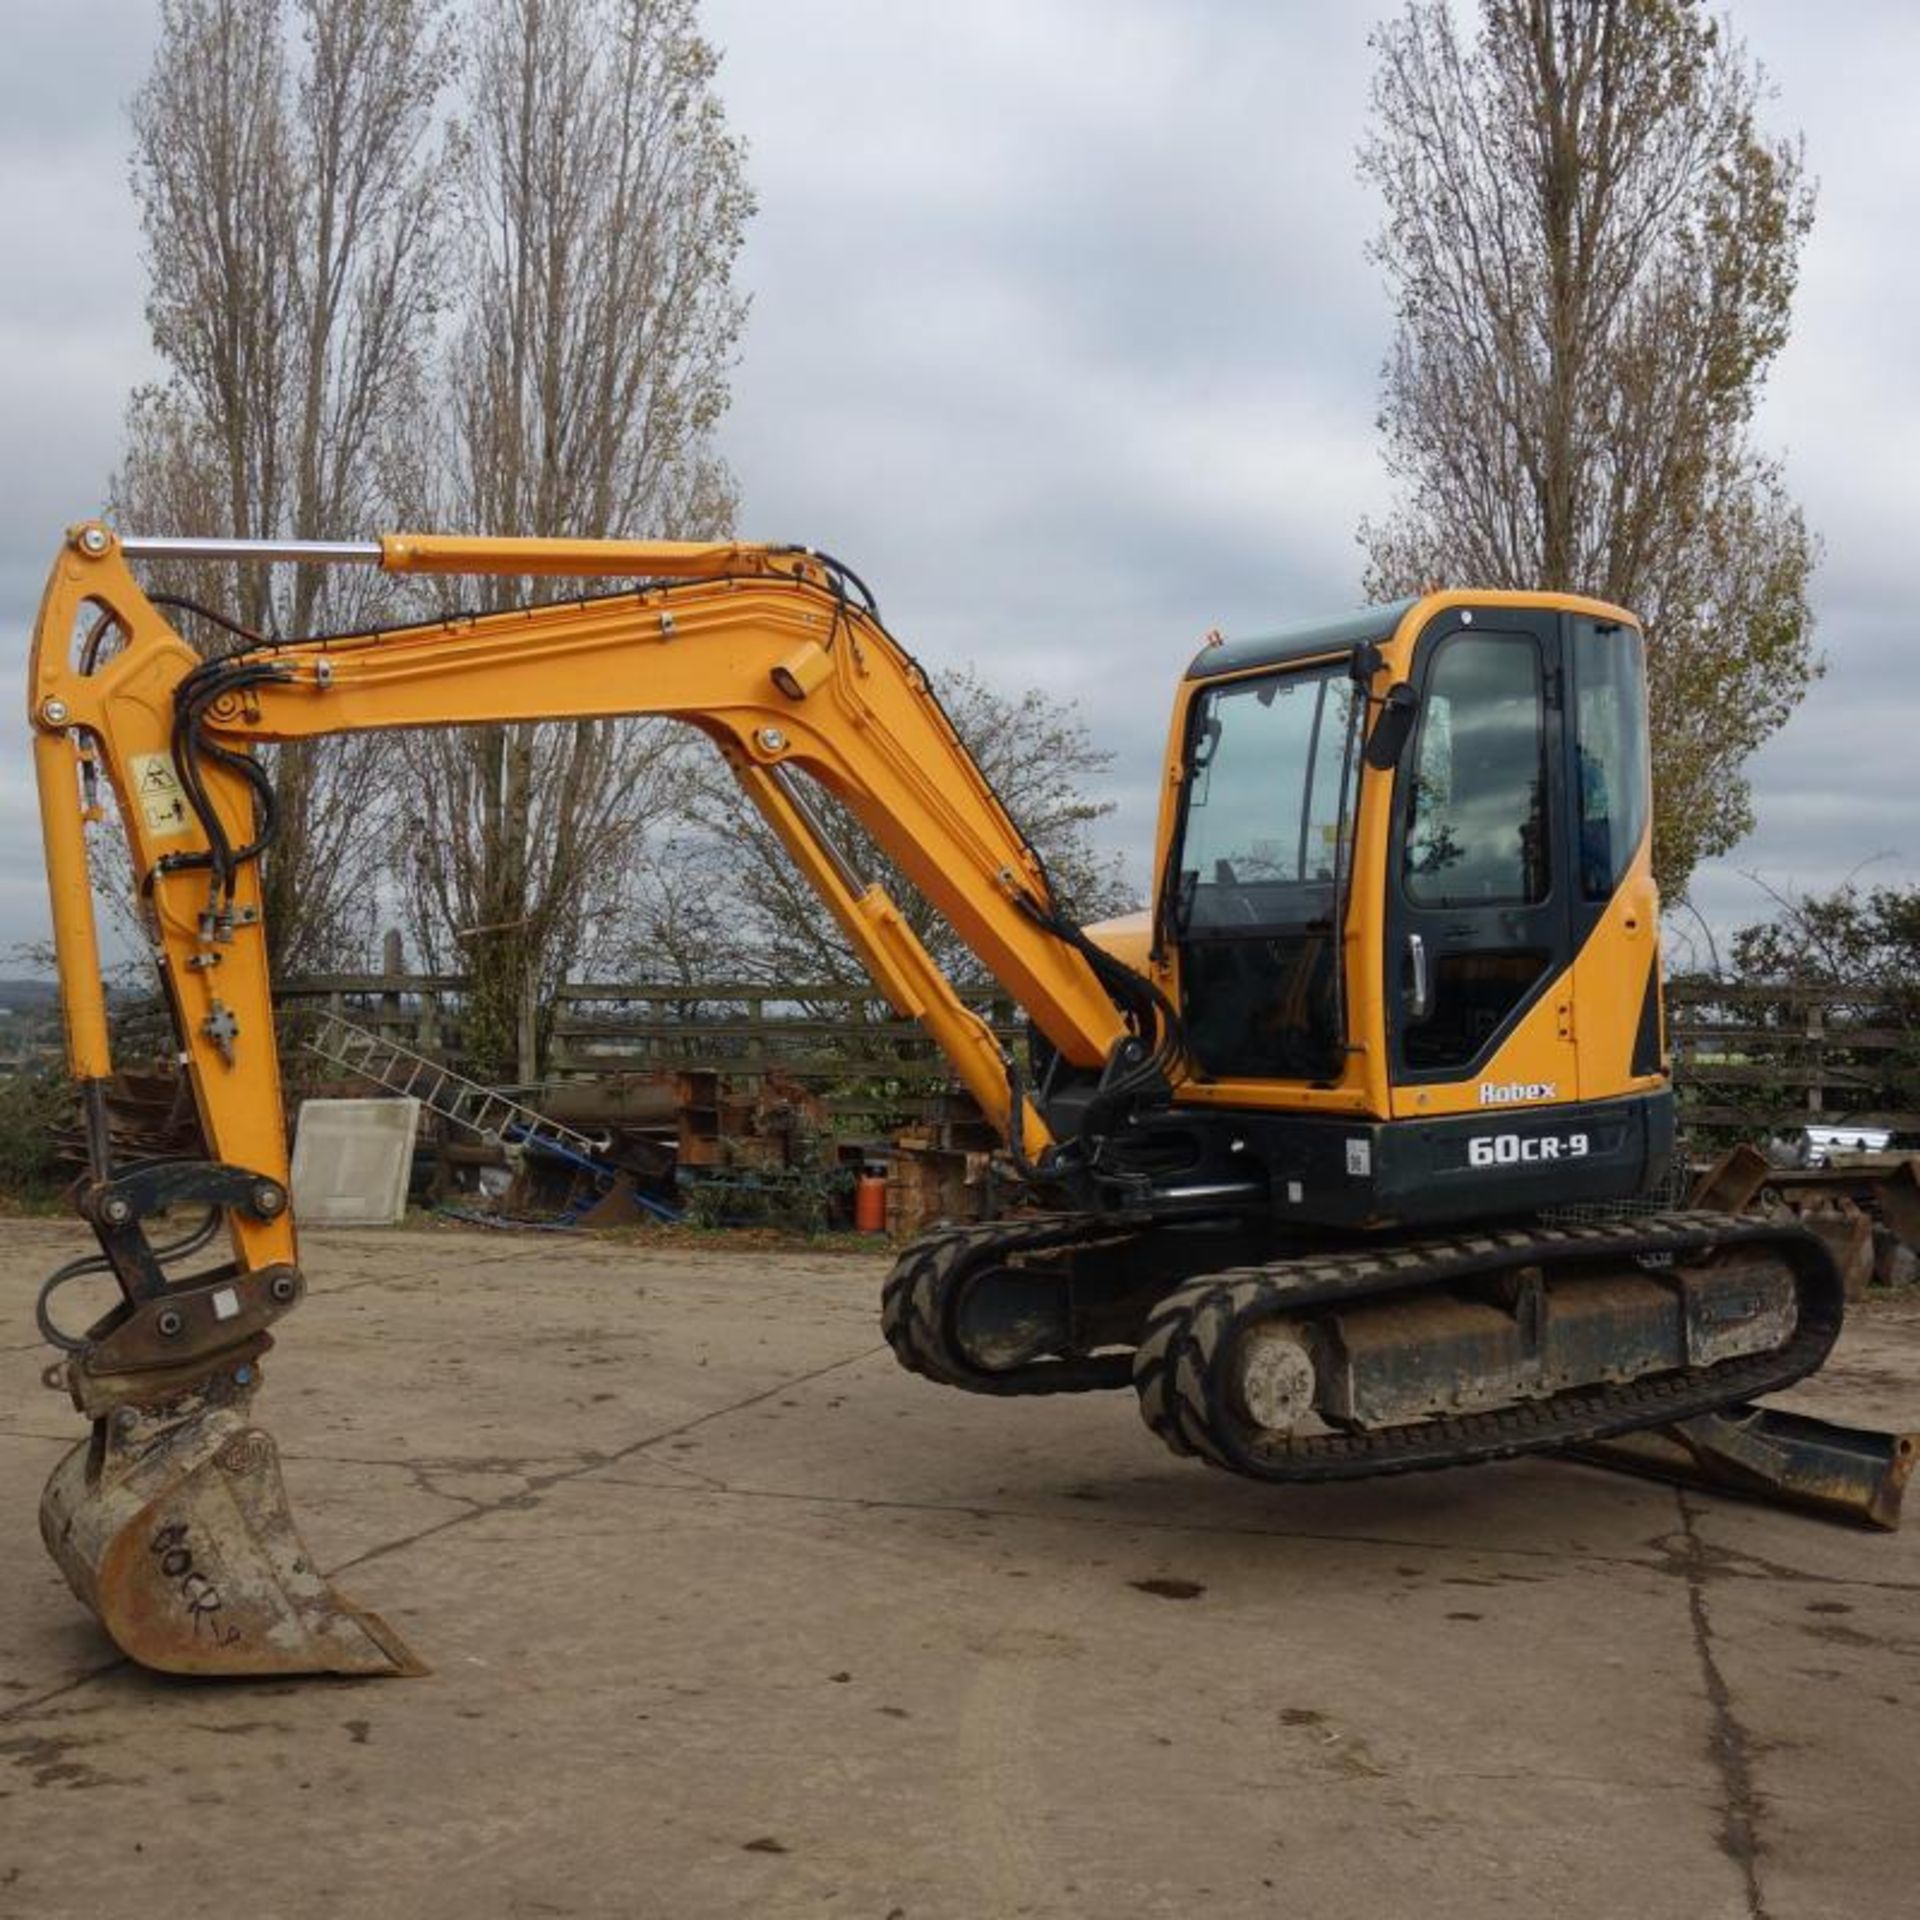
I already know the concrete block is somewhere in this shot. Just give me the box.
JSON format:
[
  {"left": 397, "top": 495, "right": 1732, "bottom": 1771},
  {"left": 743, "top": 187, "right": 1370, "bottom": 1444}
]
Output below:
[{"left": 290, "top": 1097, "right": 420, "bottom": 1226}]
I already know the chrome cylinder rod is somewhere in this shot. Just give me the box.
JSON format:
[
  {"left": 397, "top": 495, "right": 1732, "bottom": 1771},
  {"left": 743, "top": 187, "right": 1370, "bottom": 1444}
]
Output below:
[
  {"left": 766, "top": 762, "right": 867, "bottom": 896},
  {"left": 117, "top": 536, "right": 385, "bottom": 565}
]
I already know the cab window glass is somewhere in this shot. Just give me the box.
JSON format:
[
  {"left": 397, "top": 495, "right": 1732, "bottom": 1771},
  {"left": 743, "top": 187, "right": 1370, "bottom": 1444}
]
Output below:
[
  {"left": 1574, "top": 622, "right": 1648, "bottom": 898},
  {"left": 1179, "top": 664, "right": 1356, "bottom": 929},
  {"left": 1404, "top": 633, "right": 1548, "bottom": 906}
]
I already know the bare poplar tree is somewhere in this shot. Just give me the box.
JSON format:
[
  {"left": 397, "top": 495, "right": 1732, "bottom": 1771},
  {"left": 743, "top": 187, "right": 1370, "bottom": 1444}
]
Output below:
[
  {"left": 115, "top": 0, "right": 453, "bottom": 971},
  {"left": 1358, "top": 0, "right": 1819, "bottom": 899},
  {"left": 632, "top": 669, "right": 1136, "bottom": 997},
  {"left": 397, "top": 0, "right": 752, "bottom": 1078}
]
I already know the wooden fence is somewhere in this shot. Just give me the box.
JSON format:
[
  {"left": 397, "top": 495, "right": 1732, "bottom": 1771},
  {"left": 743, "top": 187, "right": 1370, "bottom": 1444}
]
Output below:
[
  {"left": 274, "top": 974, "right": 1021, "bottom": 1129},
  {"left": 1666, "top": 979, "right": 1920, "bottom": 1141},
  {"left": 267, "top": 971, "right": 1920, "bottom": 1144}
]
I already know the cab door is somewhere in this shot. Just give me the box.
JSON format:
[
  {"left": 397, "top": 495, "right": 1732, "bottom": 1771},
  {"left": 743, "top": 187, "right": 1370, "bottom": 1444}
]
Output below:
[{"left": 1385, "top": 610, "right": 1578, "bottom": 1112}]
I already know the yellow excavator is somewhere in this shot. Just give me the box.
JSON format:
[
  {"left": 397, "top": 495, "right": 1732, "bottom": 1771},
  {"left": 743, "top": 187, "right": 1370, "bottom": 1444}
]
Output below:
[{"left": 25, "top": 524, "right": 1911, "bottom": 1679}]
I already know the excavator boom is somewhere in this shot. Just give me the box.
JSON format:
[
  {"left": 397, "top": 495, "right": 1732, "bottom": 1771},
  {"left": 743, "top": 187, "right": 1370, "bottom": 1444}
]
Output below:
[{"left": 26, "top": 523, "right": 1151, "bottom": 1677}]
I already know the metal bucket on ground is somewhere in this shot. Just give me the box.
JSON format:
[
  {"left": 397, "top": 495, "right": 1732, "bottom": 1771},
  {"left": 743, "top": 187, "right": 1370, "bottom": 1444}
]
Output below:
[{"left": 40, "top": 1361, "right": 423, "bottom": 1678}]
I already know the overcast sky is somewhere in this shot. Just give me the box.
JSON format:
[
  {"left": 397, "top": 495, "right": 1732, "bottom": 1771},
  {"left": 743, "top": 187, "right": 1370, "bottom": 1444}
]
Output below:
[{"left": 2, "top": 0, "right": 1915, "bottom": 969}]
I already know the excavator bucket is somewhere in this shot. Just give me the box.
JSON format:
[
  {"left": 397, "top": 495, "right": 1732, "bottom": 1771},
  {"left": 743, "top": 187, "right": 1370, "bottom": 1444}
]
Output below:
[{"left": 39, "top": 1366, "right": 423, "bottom": 1679}]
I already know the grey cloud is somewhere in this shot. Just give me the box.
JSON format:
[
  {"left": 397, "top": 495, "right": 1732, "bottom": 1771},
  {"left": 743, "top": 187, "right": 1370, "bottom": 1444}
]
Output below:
[{"left": 0, "top": 0, "right": 1914, "bottom": 964}]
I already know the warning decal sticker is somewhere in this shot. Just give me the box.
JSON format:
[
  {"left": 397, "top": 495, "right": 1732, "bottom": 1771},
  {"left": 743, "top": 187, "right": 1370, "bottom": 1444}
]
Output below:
[{"left": 129, "top": 752, "right": 192, "bottom": 837}]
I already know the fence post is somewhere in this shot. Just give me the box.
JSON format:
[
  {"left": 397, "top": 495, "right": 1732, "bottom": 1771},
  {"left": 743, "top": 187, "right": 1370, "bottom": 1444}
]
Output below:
[
  {"left": 517, "top": 971, "right": 539, "bottom": 1087},
  {"left": 381, "top": 929, "right": 403, "bottom": 1040},
  {"left": 1806, "top": 998, "right": 1825, "bottom": 1121}
]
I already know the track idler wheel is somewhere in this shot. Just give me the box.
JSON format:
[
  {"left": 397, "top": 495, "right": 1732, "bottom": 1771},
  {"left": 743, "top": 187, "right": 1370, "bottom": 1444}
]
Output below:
[{"left": 40, "top": 1361, "right": 423, "bottom": 1678}]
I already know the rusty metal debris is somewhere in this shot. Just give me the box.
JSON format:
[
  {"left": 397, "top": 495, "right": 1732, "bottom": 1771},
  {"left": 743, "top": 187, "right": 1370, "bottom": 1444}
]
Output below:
[
  {"left": 52, "top": 1065, "right": 207, "bottom": 1174},
  {"left": 1691, "top": 1142, "right": 1920, "bottom": 1295}
]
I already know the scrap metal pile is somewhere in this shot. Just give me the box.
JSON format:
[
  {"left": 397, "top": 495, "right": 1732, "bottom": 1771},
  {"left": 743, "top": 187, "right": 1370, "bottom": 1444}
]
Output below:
[{"left": 1693, "top": 1142, "right": 1920, "bottom": 1297}]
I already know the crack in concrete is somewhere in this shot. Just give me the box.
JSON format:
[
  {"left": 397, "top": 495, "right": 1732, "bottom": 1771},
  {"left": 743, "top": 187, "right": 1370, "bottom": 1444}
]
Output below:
[
  {"left": 400, "top": 1466, "right": 489, "bottom": 1514},
  {"left": 1437, "top": 1763, "right": 1702, "bottom": 1792},
  {"left": 618, "top": 1450, "right": 732, "bottom": 1493},
  {"left": 1639, "top": 1524, "right": 1920, "bottom": 1597},
  {"left": 283, "top": 1447, "right": 600, "bottom": 1479},
  {"left": 0, "top": 1661, "right": 128, "bottom": 1727},
  {"left": 325, "top": 1342, "right": 888, "bottom": 1579},
  {"left": 1678, "top": 1490, "right": 1771, "bottom": 1920}
]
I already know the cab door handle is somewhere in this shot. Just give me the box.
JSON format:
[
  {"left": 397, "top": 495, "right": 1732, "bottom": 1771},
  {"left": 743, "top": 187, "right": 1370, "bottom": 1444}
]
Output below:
[{"left": 1406, "top": 932, "right": 1432, "bottom": 1019}]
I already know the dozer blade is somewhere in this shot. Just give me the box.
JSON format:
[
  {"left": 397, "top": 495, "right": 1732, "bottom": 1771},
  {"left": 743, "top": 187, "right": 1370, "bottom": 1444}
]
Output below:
[
  {"left": 40, "top": 1367, "right": 424, "bottom": 1678},
  {"left": 1561, "top": 1404, "right": 1920, "bottom": 1531}
]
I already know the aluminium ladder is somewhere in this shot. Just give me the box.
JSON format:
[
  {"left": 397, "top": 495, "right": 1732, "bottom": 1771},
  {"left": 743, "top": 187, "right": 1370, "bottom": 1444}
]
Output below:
[{"left": 304, "top": 1010, "right": 606, "bottom": 1163}]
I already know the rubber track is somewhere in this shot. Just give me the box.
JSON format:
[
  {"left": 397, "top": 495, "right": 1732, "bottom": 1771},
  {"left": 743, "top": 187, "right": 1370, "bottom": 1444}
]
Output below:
[
  {"left": 880, "top": 1214, "right": 1140, "bottom": 1395},
  {"left": 1130, "top": 1211, "right": 1845, "bottom": 1482}
]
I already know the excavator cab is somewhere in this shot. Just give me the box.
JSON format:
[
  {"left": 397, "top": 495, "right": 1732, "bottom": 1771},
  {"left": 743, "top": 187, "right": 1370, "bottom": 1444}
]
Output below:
[{"left": 1147, "top": 592, "right": 1671, "bottom": 1230}]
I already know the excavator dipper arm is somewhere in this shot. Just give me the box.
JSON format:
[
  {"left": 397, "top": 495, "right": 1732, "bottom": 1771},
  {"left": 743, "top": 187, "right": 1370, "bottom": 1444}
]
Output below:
[{"left": 26, "top": 523, "right": 1142, "bottom": 1677}]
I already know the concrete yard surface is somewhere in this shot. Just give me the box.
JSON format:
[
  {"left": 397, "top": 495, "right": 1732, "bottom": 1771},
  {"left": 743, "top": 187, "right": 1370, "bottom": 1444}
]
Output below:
[{"left": 2, "top": 1217, "right": 1918, "bottom": 1920}]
